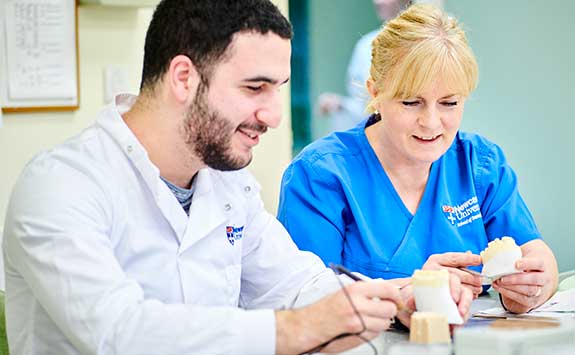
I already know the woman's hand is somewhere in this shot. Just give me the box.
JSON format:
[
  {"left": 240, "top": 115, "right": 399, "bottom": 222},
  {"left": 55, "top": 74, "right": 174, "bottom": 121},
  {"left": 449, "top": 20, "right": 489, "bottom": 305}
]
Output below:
[
  {"left": 492, "top": 239, "right": 558, "bottom": 313},
  {"left": 448, "top": 272, "right": 474, "bottom": 323},
  {"left": 392, "top": 273, "right": 473, "bottom": 328},
  {"left": 422, "top": 252, "right": 483, "bottom": 296}
]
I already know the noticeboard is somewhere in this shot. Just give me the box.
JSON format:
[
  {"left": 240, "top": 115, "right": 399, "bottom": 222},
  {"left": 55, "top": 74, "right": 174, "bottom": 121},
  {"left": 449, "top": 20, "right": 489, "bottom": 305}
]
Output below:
[{"left": 0, "top": 0, "right": 79, "bottom": 113}]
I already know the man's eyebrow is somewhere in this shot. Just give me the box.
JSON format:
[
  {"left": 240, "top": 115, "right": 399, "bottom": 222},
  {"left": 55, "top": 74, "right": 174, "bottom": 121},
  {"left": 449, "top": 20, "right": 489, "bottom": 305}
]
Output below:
[{"left": 243, "top": 76, "right": 290, "bottom": 85}]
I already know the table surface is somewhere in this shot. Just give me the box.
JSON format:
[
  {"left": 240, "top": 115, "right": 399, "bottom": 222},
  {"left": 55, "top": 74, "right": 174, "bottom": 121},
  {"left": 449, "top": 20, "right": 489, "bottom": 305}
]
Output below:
[
  {"left": 338, "top": 289, "right": 574, "bottom": 355},
  {"left": 337, "top": 292, "right": 499, "bottom": 355}
]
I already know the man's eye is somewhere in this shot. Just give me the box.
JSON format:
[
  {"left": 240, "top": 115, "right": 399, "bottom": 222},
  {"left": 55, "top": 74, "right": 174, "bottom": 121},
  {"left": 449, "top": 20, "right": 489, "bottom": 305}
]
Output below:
[
  {"left": 442, "top": 101, "right": 458, "bottom": 107},
  {"left": 402, "top": 100, "right": 419, "bottom": 106},
  {"left": 246, "top": 86, "right": 263, "bottom": 92}
]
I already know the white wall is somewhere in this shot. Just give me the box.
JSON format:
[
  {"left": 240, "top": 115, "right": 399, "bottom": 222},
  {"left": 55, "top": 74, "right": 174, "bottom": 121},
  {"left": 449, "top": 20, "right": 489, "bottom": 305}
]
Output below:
[
  {"left": 0, "top": 0, "right": 291, "bottom": 227},
  {"left": 0, "top": 229, "right": 4, "bottom": 290}
]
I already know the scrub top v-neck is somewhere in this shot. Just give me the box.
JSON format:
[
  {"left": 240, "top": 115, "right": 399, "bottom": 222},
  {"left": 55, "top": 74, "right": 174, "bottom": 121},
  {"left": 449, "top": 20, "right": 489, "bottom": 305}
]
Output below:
[{"left": 278, "top": 115, "right": 541, "bottom": 279}]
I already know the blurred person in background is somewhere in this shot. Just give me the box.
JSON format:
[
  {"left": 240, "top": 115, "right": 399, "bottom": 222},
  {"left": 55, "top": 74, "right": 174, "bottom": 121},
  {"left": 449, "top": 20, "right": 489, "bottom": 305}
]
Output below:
[{"left": 317, "top": 0, "right": 412, "bottom": 132}]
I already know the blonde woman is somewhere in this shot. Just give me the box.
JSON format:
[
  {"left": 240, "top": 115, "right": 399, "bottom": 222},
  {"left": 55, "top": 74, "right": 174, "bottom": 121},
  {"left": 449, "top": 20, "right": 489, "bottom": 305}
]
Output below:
[{"left": 278, "top": 3, "right": 558, "bottom": 313}]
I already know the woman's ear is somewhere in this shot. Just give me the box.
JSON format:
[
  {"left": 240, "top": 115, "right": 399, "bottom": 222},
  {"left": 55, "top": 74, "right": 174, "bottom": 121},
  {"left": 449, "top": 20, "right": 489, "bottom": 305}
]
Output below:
[
  {"left": 167, "top": 55, "right": 201, "bottom": 103},
  {"left": 367, "top": 78, "right": 378, "bottom": 99}
]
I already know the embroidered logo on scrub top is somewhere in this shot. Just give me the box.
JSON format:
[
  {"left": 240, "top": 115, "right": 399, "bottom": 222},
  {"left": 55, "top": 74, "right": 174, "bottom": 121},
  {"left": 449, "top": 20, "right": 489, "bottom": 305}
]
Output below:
[
  {"left": 226, "top": 225, "right": 244, "bottom": 245},
  {"left": 442, "top": 196, "right": 482, "bottom": 228}
]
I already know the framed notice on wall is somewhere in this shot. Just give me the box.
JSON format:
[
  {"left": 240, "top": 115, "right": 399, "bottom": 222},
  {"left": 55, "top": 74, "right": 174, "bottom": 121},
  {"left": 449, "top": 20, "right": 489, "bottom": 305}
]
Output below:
[{"left": 0, "top": 0, "right": 79, "bottom": 113}]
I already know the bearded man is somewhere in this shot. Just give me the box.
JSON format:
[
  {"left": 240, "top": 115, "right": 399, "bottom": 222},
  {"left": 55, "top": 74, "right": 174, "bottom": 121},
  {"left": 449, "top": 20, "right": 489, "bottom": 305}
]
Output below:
[{"left": 3, "top": 1, "right": 472, "bottom": 354}]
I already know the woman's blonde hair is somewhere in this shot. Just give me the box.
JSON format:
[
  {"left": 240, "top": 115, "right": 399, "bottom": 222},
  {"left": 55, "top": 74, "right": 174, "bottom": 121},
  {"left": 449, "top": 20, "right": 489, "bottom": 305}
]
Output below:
[{"left": 367, "top": 3, "right": 478, "bottom": 112}]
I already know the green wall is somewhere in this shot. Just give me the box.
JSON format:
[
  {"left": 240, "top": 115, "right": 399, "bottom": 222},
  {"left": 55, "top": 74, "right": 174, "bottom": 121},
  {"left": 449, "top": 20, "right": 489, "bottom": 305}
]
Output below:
[
  {"left": 444, "top": 0, "right": 575, "bottom": 271},
  {"left": 308, "top": 0, "right": 380, "bottom": 139}
]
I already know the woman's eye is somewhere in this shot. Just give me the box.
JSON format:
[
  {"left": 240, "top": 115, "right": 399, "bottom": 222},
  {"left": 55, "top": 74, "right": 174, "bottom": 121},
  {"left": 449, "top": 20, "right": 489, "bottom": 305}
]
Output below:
[
  {"left": 442, "top": 101, "right": 458, "bottom": 107},
  {"left": 402, "top": 100, "right": 419, "bottom": 106}
]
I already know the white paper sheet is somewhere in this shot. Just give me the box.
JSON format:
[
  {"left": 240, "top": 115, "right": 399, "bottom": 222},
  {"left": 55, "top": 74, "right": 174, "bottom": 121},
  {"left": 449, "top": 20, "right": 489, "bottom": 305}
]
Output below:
[
  {"left": 4, "top": 0, "right": 77, "bottom": 100},
  {"left": 532, "top": 289, "right": 575, "bottom": 313},
  {"left": 474, "top": 289, "right": 575, "bottom": 320}
]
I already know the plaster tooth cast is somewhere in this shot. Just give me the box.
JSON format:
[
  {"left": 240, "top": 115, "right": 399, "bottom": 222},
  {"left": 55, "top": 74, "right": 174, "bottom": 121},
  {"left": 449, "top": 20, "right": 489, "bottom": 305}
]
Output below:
[
  {"left": 412, "top": 269, "right": 463, "bottom": 325},
  {"left": 409, "top": 312, "right": 451, "bottom": 344},
  {"left": 480, "top": 236, "right": 522, "bottom": 280}
]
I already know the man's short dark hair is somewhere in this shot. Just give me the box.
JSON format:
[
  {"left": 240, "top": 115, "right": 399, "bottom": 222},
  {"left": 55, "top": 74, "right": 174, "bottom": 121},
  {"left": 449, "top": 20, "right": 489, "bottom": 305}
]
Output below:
[{"left": 140, "top": 0, "right": 292, "bottom": 91}]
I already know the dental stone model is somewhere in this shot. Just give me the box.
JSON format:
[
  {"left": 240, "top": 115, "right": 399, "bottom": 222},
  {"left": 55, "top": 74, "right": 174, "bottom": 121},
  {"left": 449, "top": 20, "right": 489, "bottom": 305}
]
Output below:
[
  {"left": 412, "top": 269, "right": 463, "bottom": 325},
  {"left": 480, "top": 236, "right": 522, "bottom": 280},
  {"left": 409, "top": 312, "right": 451, "bottom": 344}
]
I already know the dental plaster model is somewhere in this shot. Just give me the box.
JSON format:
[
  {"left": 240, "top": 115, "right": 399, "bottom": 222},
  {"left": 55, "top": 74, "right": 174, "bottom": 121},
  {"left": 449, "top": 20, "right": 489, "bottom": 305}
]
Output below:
[
  {"left": 412, "top": 269, "right": 463, "bottom": 325},
  {"left": 480, "top": 236, "right": 522, "bottom": 280},
  {"left": 409, "top": 312, "right": 451, "bottom": 344}
]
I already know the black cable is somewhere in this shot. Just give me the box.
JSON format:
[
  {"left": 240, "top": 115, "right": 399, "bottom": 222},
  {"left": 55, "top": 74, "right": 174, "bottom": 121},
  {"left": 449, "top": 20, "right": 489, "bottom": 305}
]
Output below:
[{"left": 298, "top": 269, "right": 378, "bottom": 355}]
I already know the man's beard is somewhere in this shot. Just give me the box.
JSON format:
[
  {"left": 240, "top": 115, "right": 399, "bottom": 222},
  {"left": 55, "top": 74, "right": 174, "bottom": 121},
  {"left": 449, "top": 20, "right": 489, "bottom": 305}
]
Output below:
[{"left": 183, "top": 81, "right": 256, "bottom": 171}]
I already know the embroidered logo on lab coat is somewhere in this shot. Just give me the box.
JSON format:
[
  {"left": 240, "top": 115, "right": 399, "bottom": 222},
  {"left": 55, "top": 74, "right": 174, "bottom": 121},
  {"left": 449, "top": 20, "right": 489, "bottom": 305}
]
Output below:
[
  {"left": 442, "top": 196, "right": 482, "bottom": 228},
  {"left": 226, "top": 225, "right": 244, "bottom": 245}
]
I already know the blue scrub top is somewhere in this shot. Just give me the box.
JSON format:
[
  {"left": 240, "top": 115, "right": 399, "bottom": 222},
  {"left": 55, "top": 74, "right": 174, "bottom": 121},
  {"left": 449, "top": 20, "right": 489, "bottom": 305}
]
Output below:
[{"left": 278, "top": 115, "right": 541, "bottom": 279}]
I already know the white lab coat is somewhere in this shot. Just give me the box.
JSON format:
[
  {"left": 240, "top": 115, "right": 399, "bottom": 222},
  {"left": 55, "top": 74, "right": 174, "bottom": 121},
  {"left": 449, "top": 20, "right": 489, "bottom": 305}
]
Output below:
[{"left": 2, "top": 94, "right": 339, "bottom": 355}]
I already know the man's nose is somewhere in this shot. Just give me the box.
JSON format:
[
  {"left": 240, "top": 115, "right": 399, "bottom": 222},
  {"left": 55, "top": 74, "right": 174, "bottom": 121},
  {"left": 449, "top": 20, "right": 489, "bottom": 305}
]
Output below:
[{"left": 255, "top": 91, "right": 283, "bottom": 129}]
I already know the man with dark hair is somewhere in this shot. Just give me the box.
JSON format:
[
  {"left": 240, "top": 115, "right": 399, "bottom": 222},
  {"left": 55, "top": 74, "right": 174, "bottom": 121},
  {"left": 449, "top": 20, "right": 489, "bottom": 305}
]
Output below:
[{"left": 3, "top": 0, "right": 470, "bottom": 354}]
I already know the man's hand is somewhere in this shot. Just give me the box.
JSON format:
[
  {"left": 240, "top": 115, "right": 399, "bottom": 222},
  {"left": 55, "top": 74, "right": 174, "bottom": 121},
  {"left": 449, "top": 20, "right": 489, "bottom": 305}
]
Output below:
[
  {"left": 422, "top": 252, "right": 483, "bottom": 296},
  {"left": 275, "top": 279, "right": 402, "bottom": 354},
  {"left": 492, "top": 240, "right": 558, "bottom": 314}
]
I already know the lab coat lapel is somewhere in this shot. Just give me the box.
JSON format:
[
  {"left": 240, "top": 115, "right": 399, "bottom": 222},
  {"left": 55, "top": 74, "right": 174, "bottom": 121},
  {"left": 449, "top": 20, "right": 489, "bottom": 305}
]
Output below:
[
  {"left": 154, "top": 178, "right": 189, "bottom": 242},
  {"left": 180, "top": 169, "right": 226, "bottom": 251}
]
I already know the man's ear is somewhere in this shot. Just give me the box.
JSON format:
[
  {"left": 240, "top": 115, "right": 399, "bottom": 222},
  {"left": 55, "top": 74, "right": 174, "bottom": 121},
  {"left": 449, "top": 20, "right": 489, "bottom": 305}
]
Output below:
[{"left": 167, "top": 55, "right": 201, "bottom": 103}]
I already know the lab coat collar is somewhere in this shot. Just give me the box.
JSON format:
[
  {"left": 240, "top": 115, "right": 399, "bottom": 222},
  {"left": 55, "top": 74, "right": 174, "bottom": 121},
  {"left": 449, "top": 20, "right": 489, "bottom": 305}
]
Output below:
[
  {"left": 96, "top": 94, "right": 160, "bottom": 191},
  {"left": 95, "top": 94, "right": 228, "bottom": 247}
]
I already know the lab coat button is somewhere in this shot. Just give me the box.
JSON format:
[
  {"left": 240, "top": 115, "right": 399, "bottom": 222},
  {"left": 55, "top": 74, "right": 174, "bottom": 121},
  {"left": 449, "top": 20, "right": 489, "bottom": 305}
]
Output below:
[
  {"left": 224, "top": 203, "right": 232, "bottom": 211},
  {"left": 126, "top": 145, "right": 133, "bottom": 153},
  {"left": 244, "top": 186, "right": 251, "bottom": 193}
]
